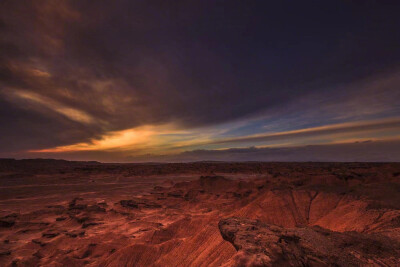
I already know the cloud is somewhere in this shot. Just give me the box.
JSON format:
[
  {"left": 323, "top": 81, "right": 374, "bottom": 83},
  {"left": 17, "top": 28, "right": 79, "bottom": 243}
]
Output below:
[
  {"left": 207, "top": 118, "right": 400, "bottom": 147},
  {"left": 0, "top": 1, "right": 400, "bottom": 159},
  {"left": 26, "top": 117, "right": 400, "bottom": 162},
  {"left": 8, "top": 90, "right": 96, "bottom": 124},
  {"left": 31, "top": 124, "right": 178, "bottom": 153},
  {"left": 125, "top": 139, "right": 400, "bottom": 163},
  {"left": 18, "top": 139, "right": 400, "bottom": 163}
]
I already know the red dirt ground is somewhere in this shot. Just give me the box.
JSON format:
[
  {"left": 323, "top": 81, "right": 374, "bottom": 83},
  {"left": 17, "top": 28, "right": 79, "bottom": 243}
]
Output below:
[{"left": 1, "top": 160, "right": 400, "bottom": 266}]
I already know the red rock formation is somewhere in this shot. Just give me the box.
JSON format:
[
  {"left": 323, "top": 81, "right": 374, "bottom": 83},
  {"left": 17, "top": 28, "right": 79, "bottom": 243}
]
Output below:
[
  {"left": 219, "top": 217, "right": 400, "bottom": 266},
  {"left": 1, "top": 161, "right": 400, "bottom": 266}
]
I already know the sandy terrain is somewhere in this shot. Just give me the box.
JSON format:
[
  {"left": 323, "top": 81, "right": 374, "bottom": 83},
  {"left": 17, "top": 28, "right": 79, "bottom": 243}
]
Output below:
[{"left": 1, "top": 160, "right": 400, "bottom": 266}]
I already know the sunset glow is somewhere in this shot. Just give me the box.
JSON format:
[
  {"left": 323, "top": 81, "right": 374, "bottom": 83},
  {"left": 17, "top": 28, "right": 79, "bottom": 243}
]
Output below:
[
  {"left": 1, "top": 1, "right": 399, "bottom": 162},
  {"left": 2, "top": 2, "right": 400, "bottom": 266}
]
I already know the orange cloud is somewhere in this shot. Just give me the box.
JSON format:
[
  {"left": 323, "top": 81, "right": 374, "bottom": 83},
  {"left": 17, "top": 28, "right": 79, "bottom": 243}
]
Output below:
[
  {"left": 28, "top": 117, "right": 400, "bottom": 157},
  {"left": 6, "top": 90, "right": 96, "bottom": 124},
  {"left": 30, "top": 124, "right": 185, "bottom": 153}
]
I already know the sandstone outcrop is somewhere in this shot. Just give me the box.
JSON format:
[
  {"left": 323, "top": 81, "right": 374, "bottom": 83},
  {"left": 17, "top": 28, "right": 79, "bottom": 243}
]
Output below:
[{"left": 219, "top": 217, "right": 400, "bottom": 266}]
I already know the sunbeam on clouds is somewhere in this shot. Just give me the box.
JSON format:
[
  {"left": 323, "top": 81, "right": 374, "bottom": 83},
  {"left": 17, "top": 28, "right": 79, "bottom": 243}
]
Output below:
[
  {"left": 1, "top": 0, "right": 400, "bottom": 161},
  {"left": 10, "top": 90, "right": 96, "bottom": 124}
]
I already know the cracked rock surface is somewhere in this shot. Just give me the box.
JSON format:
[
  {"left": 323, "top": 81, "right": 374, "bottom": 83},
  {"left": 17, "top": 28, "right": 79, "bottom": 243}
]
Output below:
[{"left": 219, "top": 217, "right": 400, "bottom": 266}]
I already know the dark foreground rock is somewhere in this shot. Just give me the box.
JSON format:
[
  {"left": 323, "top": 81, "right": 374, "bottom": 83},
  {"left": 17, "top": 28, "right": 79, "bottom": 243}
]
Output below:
[{"left": 218, "top": 217, "right": 400, "bottom": 267}]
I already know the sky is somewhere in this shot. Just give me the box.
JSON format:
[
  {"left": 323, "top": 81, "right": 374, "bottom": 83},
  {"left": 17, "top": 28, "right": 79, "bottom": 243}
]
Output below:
[{"left": 1, "top": 0, "right": 400, "bottom": 162}]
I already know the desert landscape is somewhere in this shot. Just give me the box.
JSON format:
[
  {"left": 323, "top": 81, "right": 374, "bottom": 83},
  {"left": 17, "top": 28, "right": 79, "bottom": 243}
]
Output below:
[
  {"left": 1, "top": 159, "right": 400, "bottom": 266},
  {"left": 1, "top": 2, "right": 400, "bottom": 266}
]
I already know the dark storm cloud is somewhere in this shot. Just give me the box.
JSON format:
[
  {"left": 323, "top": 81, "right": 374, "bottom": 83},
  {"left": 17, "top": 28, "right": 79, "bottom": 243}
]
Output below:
[
  {"left": 0, "top": 98, "right": 101, "bottom": 152},
  {"left": 1, "top": 1, "right": 400, "bottom": 154}
]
